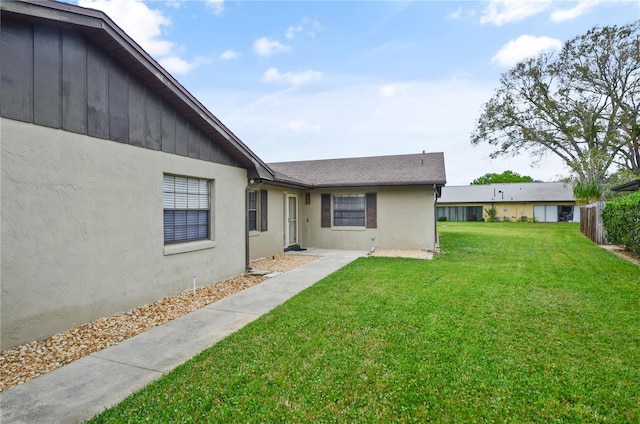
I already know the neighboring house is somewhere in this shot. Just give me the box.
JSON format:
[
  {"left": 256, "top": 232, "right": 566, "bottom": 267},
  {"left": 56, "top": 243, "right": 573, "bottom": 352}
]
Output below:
[
  {"left": 611, "top": 179, "right": 640, "bottom": 193},
  {"left": 438, "top": 182, "right": 579, "bottom": 223},
  {"left": 248, "top": 154, "right": 447, "bottom": 260},
  {"left": 0, "top": 0, "right": 273, "bottom": 350},
  {"left": 1, "top": 0, "right": 446, "bottom": 350}
]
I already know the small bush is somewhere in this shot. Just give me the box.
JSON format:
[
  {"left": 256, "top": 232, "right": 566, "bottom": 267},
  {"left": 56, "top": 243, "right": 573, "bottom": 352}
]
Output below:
[
  {"left": 602, "top": 190, "right": 640, "bottom": 253},
  {"left": 485, "top": 207, "right": 497, "bottom": 222},
  {"left": 438, "top": 216, "right": 447, "bottom": 222}
]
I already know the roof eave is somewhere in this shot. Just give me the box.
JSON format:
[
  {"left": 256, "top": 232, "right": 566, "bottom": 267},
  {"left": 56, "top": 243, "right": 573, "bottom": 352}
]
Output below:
[
  {"left": 307, "top": 181, "right": 446, "bottom": 190},
  {"left": 611, "top": 179, "right": 640, "bottom": 192}
]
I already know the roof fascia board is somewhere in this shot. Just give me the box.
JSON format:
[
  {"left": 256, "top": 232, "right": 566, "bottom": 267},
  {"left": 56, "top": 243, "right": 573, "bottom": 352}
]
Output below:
[{"left": 307, "top": 182, "right": 446, "bottom": 190}]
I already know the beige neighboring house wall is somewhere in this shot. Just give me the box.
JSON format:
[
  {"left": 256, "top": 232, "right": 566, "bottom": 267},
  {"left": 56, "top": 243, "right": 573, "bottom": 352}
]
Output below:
[
  {"left": 249, "top": 154, "right": 447, "bottom": 260},
  {"left": 1, "top": 119, "right": 249, "bottom": 349},
  {"left": 248, "top": 186, "right": 301, "bottom": 260},
  {"left": 301, "top": 188, "right": 436, "bottom": 252},
  {"left": 438, "top": 183, "right": 578, "bottom": 223},
  {"left": 249, "top": 186, "right": 439, "bottom": 260}
]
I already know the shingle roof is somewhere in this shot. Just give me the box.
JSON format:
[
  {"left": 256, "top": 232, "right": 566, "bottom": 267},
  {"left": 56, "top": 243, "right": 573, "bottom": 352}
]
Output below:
[
  {"left": 268, "top": 152, "right": 446, "bottom": 188},
  {"left": 439, "top": 182, "right": 575, "bottom": 203},
  {"left": 611, "top": 179, "right": 640, "bottom": 192}
]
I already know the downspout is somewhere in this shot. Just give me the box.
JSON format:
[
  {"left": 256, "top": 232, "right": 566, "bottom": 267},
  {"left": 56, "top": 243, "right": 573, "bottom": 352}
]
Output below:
[
  {"left": 433, "top": 184, "right": 439, "bottom": 252},
  {"left": 245, "top": 179, "right": 263, "bottom": 272}
]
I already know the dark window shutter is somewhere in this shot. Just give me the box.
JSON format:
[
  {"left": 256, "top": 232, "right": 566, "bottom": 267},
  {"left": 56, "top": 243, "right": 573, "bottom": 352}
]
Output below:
[
  {"left": 366, "top": 192, "right": 377, "bottom": 228},
  {"left": 321, "top": 194, "right": 331, "bottom": 228},
  {"left": 260, "top": 189, "right": 268, "bottom": 232}
]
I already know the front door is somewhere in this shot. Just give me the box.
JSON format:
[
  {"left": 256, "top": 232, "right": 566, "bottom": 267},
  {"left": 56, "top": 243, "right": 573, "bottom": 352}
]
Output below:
[{"left": 285, "top": 195, "right": 298, "bottom": 247}]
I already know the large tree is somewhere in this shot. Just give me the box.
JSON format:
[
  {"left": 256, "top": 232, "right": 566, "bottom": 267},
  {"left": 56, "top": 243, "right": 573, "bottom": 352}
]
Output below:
[{"left": 471, "top": 21, "right": 640, "bottom": 200}]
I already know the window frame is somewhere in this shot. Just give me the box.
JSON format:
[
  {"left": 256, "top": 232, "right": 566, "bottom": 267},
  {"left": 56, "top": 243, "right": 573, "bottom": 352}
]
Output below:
[
  {"left": 248, "top": 189, "right": 268, "bottom": 233},
  {"left": 248, "top": 190, "right": 258, "bottom": 232},
  {"left": 321, "top": 192, "right": 376, "bottom": 229},
  {"left": 163, "top": 174, "right": 211, "bottom": 245},
  {"left": 332, "top": 194, "right": 366, "bottom": 227}
]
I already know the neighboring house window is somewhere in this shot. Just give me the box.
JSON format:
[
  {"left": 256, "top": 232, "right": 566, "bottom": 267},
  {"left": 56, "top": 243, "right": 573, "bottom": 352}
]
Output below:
[
  {"left": 322, "top": 193, "right": 377, "bottom": 228},
  {"left": 163, "top": 175, "right": 210, "bottom": 244},
  {"left": 248, "top": 189, "right": 268, "bottom": 232}
]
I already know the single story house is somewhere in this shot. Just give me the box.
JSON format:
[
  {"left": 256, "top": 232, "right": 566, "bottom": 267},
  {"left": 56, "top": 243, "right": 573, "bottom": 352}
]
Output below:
[
  {"left": 0, "top": 0, "right": 446, "bottom": 350},
  {"left": 248, "top": 154, "right": 446, "bottom": 260},
  {"left": 438, "top": 182, "right": 579, "bottom": 223}
]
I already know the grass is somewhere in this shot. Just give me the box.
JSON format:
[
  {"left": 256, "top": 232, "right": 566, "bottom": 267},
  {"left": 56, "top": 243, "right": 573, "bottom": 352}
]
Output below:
[{"left": 89, "top": 223, "right": 639, "bottom": 423}]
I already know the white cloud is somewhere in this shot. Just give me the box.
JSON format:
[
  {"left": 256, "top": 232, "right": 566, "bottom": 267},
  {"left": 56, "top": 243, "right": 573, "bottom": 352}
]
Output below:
[
  {"left": 253, "top": 37, "right": 290, "bottom": 56},
  {"left": 285, "top": 17, "right": 324, "bottom": 40},
  {"left": 480, "top": 0, "right": 552, "bottom": 25},
  {"left": 378, "top": 84, "right": 409, "bottom": 98},
  {"left": 199, "top": 77, "right": 571, "bottom": 184},
  {"left": 449, "top": 6, "right": 463, "bottom": 20},
  {"left": 159, "top": 55, "right": 197, "bottom": 75},
  {"left": 263, "top": 68, "right": 323, "bottom": 86},
  {"left": 79, "top": 0, "right": 172, "bottom": 56},
  {"left": 205, "top": 0, "right": 224, "bottom": 15},
  {"left": 492, "top": 35, "right": 562, "bottom": 67},
  {"left": 78, "top": 0, "right": 202, "bottom": 74},
  {"left": 551, "top": 0, "right": 599, "bottom": 22},
  {"left": 164, "top": 0, "right": 183, "bottom": 9},
  {"left": 220, "top": 49, "right": 240, "bottom": 60},
  {"left": 285, "top": 25, "right": 302, "bottom": 40}
]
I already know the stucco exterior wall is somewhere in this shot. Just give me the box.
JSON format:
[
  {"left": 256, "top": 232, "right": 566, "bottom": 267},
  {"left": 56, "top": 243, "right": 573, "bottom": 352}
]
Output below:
[
  {"left": 248, "top": 186, "right": 296, "bottom": 260},
  {"left": 299, "top": 187, "right": 436, "bottom": 252},
  {"left": 1, "top": 118, "right": 248, "bottom": 350}
]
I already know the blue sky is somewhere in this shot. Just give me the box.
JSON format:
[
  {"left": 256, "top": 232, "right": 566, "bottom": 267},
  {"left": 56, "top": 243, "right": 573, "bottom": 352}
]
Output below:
[{"left": 73, "top": 0, "right": 639, "bottom": 185}]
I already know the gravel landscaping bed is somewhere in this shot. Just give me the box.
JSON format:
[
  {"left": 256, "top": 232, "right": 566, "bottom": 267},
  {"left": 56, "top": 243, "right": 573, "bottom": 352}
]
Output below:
[
  {"left": 371, "top": 249, "right": 433, "bottom": 259},
  {"left": 0, "top": 253, "right": 319, "bottom": 392}
]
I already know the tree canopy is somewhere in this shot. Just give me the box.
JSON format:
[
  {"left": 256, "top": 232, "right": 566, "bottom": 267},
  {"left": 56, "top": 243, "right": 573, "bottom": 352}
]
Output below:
[
  {"left": 471, "top": 21, "right": 640, "bottom": 200},
  {"left": 471, "top": 170, "right": 534, "bottom": 185}
]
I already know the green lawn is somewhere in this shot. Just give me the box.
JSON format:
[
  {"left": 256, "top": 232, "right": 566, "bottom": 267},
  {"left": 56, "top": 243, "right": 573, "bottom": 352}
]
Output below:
[{"left": 90, "top": 223, "right": 639, "bottom": 423}]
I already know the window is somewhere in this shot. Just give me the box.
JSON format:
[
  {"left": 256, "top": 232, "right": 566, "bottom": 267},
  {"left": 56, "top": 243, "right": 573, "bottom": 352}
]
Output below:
[
  {"left": 163, "top": 175, "right": 210, "bottom": 244},
  {"left": 333, "top": 194, "right": 366, "bottom": 226},
  {"left": 321, "top": 193, "right": 376, "bottom": 228},
  {"left": 247, "top": 189, "right": 268, "bottom": 232},
  {"left": 437, "top": 206, "right": 483, "bottom": 222},
  {"left": 248, "top": 190, "right": 258, "bottom": 231}
]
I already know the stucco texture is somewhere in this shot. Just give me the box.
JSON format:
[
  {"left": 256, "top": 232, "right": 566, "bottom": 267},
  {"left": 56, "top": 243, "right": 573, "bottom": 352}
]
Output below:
[
  {"left": 1, "top": 118, "right": 248, "bottom": 350},
  {"left": 302, "top": 188, "right": 436, "bottom": 252}
]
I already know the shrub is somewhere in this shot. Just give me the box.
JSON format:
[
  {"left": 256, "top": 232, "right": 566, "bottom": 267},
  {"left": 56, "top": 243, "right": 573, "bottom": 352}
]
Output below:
[
  {"left": 438, "top": 216, "right": 447, "bottom": 222},
  {"left": 602, "top": 190, "right": 640, "bottom": 253},
  {"left": 485, "top": 207, "right": 497, "bottom": 222}
]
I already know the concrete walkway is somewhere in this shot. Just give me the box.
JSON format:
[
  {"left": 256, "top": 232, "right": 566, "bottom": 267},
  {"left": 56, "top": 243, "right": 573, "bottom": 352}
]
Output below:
[{"left": 0, "top": 249, "right": 365, "bottom": 424}]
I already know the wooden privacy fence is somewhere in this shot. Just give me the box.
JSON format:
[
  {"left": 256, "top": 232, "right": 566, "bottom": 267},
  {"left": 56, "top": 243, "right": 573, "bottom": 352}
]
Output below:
[{"left": 580, "top": 201, "right": 606, "bottom": 245}]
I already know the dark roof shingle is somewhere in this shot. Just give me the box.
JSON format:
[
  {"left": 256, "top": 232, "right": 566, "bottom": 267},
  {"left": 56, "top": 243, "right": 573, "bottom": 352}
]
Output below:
[{"left": 268, "top": 152, "right": 446, "bottom": 188}]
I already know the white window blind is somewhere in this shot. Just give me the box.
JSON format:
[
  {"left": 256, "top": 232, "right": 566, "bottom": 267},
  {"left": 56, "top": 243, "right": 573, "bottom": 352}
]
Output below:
[{"left": 163, "top": 175, "right": 210, "bottom": 244}]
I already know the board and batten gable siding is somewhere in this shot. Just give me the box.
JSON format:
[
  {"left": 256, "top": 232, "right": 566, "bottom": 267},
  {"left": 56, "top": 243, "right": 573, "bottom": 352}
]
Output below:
[{"left": 0, "top": 18, "right": 238, "bottom": 167}]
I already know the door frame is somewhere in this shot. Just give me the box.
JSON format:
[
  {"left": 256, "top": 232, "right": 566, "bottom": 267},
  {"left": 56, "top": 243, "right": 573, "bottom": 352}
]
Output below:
[{"left": 284, "top": 193, "right": 299, "bottom": 248}]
